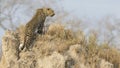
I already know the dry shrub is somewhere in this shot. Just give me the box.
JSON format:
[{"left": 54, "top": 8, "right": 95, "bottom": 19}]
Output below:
[
  {"left": 85, "top": 34, "right": 120, "bottom": 67},
  {"left": 15, "top": 23, "right": 120, "bottom": 68},
  {"left": 75, "top": 30, "right": 86, "bottom": 45},
  {"left": 82, "top": 33, "right": 120, "bottom": 68},
  {"left": 33, "top": 23, "right": 84, "bottom": 54},
  {"left": 84, "top": 34, "right": 99, "bottom": 68},
  {"left": 86, "top": 34, "right": 98, "bottom": 57},
  {"left": 47, "top": 23, "right": 74, "bottom": 40},
  {"left": 19, "top": 23, "right": 119, "bottom": 64},
  {"left": 45, "top": 23, "right": 87, "bottom": 53},
  {"left": 47, "top": 23, "right": 65, "bottom": 39},
  {"left": 98, "top": 43, "right": 120, "bottom": 67}
]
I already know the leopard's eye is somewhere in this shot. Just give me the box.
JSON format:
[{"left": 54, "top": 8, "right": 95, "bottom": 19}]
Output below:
[{"left": 47, "top": 8, "right": 50, "bottom": 10}]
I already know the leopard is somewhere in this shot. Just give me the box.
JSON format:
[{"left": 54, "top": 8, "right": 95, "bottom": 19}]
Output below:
[{"left": 19, "top": 8, "right": 55, "bottom": 51}]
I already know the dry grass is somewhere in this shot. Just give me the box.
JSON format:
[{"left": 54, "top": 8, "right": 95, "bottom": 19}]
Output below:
[
  {"left": 98, "top": 43, "right": 120, "bottom": 67},
  {"left": 16, "top": 23, "right": 120, "bottom": 68},
  {"left": 32, "top": 23, "right": 82, "bottom": 54}
]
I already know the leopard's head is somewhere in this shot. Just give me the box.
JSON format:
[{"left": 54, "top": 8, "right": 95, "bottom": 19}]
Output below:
[
  {"left": 42, "top": 8, "right": 55, "bottom": 17},
  {"left": 37, "top": 8, "right": 55, "bottom": 17}
]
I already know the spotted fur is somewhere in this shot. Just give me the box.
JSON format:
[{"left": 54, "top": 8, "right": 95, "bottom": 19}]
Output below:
[{"left": 19, "top": 8, "right": 55, "bottom": 51}]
